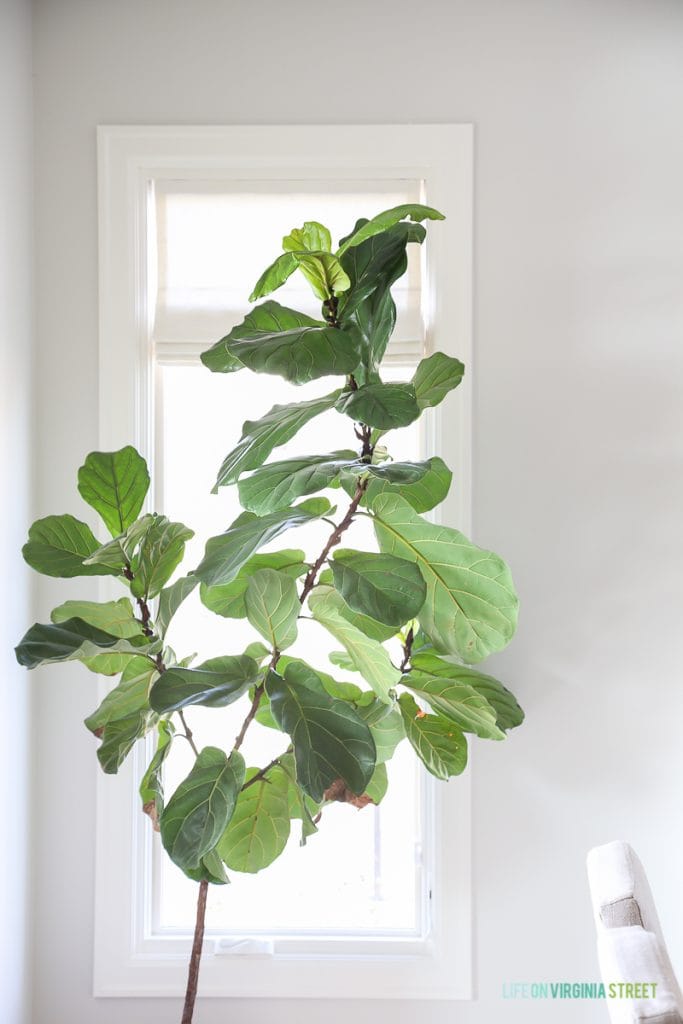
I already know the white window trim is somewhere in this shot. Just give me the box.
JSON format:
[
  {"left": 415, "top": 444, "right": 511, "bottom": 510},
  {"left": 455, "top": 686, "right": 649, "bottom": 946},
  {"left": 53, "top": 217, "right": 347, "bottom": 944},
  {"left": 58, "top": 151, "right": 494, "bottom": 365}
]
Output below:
[{"left": 95, "top": 124, "right": 473, "bottom": 1000}]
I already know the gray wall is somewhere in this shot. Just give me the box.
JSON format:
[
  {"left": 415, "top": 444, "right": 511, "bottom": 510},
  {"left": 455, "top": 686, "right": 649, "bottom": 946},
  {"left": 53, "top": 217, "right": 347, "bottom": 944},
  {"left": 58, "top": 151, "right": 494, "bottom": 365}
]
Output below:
[
  {"left": 31, "top": 1, "right": 683, "bottom": 1021},
  {"left": 0, "top": 1, "right": 33, "bottom": 1022}
]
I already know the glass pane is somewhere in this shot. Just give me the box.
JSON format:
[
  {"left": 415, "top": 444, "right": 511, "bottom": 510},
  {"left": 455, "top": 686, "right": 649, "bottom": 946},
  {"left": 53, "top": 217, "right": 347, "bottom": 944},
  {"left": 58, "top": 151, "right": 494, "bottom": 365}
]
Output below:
[{"left": 153, "top": 364, "right": 424, "bottom": 937}]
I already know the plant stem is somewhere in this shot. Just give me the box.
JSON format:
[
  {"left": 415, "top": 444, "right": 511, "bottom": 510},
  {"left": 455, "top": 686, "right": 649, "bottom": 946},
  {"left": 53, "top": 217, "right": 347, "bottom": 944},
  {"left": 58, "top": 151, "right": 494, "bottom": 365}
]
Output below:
[
  {"left": 299, "top": 479, "right": 367, "bottom": 604},
  {"left": 182, "top": 879, "right": 208, "bottom": 1024}
]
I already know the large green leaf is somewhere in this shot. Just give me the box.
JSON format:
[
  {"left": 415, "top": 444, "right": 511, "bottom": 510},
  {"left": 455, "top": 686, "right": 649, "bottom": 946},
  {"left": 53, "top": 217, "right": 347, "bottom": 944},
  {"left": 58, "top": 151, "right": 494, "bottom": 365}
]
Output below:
[
  {"left": 221, "top": 302, "right": 360, "bottom": 384},
  {"left": 410, "top": 652, "right": 524, "bottom": 731},
  {"left": 193, "top": 498, "right": 330, "bottom": 588},
  {"left": 15, "top": 617, "right": 155, "bottom": 670},
  {"left": 155, "top": 576, "right": 198, "bottom": 638},
  {"left": 214, "top": 390, "right": 341, "bottom": 488},
  {"left": 201, "top": 550, "right": 306, "bottom": 619},
  {"left": 337, "top": 383, "right": 420, "bottom": 430},
  {"left": 267, "top": 662, "right": 376, "bottom": 803},
  {"left": 412, "top": 352, "right": 465, "bottom": 410},
  {"left": 77, "top": 447, "right": 150, "bottom": 537},
  {"left": 130, "top": 516, "right": 193, "bottom": 600},
  {"left": 149, "top": 654, "right": 259, "bottom": 713},
  {"left": 51, "top": 598, "right": 141, "bottom": 638},
  {"left": 308, "top": 587, "right": 400, "bottom": 701},
  {"left": 160, "top": 747, "right": 245, "bottom": 875},
  {"left": 218, "top": 764, "right": 291, "bottom": 873},
  {"left": 404, "top": 667, "right": 503, "bottom": 740},
  {"left": 139, "top": 720, "right": 175, "bottom": 826},
  {"left": 330, "top": 549, "right": 426, "bottom": 627},
  {"left": 60, "top": 599, "right": 144, "bottom": 676},
  {"left": 338, "top": 220, "right": 426, "bottom": 374},
  {"left": 244, "top": 569, "right": 300, "bottom": 651},
  {"left": 84, "top": 656, "right": 158, "bottom": 773},
  {"left": 398, "top": 694, "right": 468, "bottom": 780},
  {"left": 283, "top": 221, "right": 332, "bottom": 254},
  {"left": 22, "top": 514, "right": 119, "bottom": 578},
  {"left": 371, "top": 493, "right": 518, "bottom": 663},
  {"left": 336, "top": 204, "right": 445, "bottom": 256},
  {"left": 238, "top": 451, "right": 357, "bottom": 515},
  {"left": 344, "top": 457, "right": 452, "bottom": 514}
]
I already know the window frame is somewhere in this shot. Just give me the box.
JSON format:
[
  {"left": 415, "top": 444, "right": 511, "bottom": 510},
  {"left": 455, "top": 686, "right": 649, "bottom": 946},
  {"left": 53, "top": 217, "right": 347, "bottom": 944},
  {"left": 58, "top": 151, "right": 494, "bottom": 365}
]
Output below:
[{"left": 95, "top": 123, "right": 473, "bottom": 1000}]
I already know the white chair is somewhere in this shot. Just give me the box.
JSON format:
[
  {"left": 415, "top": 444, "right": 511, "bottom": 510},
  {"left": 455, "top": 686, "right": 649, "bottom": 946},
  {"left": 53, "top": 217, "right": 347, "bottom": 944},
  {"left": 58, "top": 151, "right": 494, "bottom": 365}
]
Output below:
[{"left": 587, "top": 841, "right": 683, "bottom": 1023}]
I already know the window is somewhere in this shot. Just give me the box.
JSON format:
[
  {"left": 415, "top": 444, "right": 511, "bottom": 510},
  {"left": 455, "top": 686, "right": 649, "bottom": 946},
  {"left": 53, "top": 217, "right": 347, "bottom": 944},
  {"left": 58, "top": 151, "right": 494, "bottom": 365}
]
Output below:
[{"left": 95, "top": 125, "right": 473, "bottom": 999}]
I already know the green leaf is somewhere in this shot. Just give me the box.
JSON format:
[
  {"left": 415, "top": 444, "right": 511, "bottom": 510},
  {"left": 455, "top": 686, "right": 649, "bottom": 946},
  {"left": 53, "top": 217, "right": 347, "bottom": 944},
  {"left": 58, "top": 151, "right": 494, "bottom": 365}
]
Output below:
[
  {"left": 214, "top": 390, "right": 341, "bottom": 488},
  {"left": 84, "top": 656, "right": 158, "bottom": 774},
  {"left": 338, "top": 220, "right": 426, "bottom": 374},
  {"left": 398, "top": 694, "right": 468, "bottom": 780},
  {"left": 221, "top": 302, "right": 361, "bottom": 384},
  {"left": 290, "top": 252, "right": 350, "bottom": 301},
  {"left": 343, "top": 457, "right": 452, "bottom": 514},
  {"left": 160, "top": 747, "right": 246, "bottom": 875},
  {"left": 267, "top": 662, "right": 376, "bottom": 803},
  {"left": 404, "top": 667, "right": 502, "bottom": 740},
  {"left": 193, "top": 498, "right": 330, "bottom": 588},
  {"left": 139, "top": 720, "right": 175, "bottom": 826},
  {"left": 330, "top": 549, "right": 426, "bottom": 627},
  {"left": 411, "top": 652, "right": 524, "bottom": 731},
  {"left": 149, "top": 654, "right": 260, "bottom": 713},
  {"left": 156, "top": 576, "right": 199, "bottom": 638},
  {"left": 249, "top": 251, "right": 300, "bottom": 301},
  {"left": 218, "top": 765, "right": 291, "bottom": 873},
  {"left": 279, "top": 752, "right": 320, "bottom": 844},
  {"left": 371, "top": 493, "right": 519, "bottom": 663},
  {"left": 238, "top": 451, "right": 357, "bottom": 515},
  {"left": 22, "top": 514, "right": 119, "bottom": 578},
  {"left": 336, "top": 204, "right": 445, "bottom": 255},
  {"left": 283, "top": 221, "right": 332, "bottom": 254},
  {"left": 337, "top": 383, "right": 420, "bottom": 430},
  {"left": 185, "top": 848, "right": 230, "bottom": 885},
  {"left": 200, "top": 338, "right": 244, "bottom": 374},
  {"left": 308, "top": 587, "right": 400, "bottom": 701},
  {"left": 130, "top": 516, "right": 193, "bottom": 599},
  {"left": 364, "top": 762, "right": 388, "bottom": 804},
  {"left": 412, "top": 352, "right": 465, "bottom": 410},
  {"left": 357, "top": 700, "right": 405, "bottom": 763},
  {"left": 84, "top": 655, "right": 155, "bottom": 732},
  {"left": 15, "top": 617, "right": 155, "bottom": 670},
  {"left": 201, "top": 550, "right": 306, "bottom": 619},
  {"left": 77, "top": 447, "right": 150, "bottom": 537},
  {"left": 244, "top": 569, "right": 300, "bottom": 651},
  {"left": 51, "top": 598, "right": 141, "bottom": 638},
  {"left": 83, "top": 514, "right": 155, "bottom": 571}
]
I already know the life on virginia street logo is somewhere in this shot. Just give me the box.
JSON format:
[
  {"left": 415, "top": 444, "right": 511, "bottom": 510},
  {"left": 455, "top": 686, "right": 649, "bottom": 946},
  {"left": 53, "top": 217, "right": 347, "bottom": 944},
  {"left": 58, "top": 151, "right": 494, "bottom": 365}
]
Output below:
[{"left": 502, "top": 982, "right": 659, "bottom": 1000}]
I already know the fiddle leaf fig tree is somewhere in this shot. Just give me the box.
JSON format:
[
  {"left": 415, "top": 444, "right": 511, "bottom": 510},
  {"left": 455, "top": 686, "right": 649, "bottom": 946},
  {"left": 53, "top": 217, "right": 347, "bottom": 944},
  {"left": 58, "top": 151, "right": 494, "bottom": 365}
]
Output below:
[{"left": 16, "top": 204, "right": 523, "bottom": 1023}]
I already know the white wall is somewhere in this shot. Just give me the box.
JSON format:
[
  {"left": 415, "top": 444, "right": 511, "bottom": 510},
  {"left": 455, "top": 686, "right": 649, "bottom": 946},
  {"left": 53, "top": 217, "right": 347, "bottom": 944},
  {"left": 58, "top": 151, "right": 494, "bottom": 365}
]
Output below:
[
  {"left": 0, "top": 1, "right": 33, "bottom": 1022},
  {"left": 31, "top": 1, "right": 683, "bottom": 1022}
]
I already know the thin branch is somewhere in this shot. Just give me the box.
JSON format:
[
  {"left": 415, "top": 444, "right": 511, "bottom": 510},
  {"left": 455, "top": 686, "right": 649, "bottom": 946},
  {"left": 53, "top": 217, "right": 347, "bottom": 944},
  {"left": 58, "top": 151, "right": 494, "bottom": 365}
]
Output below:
[
  {"left": 178, "top": 710, "right": 199, "bottom": 757},
  {"left": 299, "top": 479, "right": 368, "bottom": 605},
  {"left": 181, "top": 879, "right": 208, "bottom": 1024},
  {"left": 399, "top": 626, "right": 414, "bottom": 673},
  {"left": 241, "top": 746, "right": 293, "bottom": 792}
]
